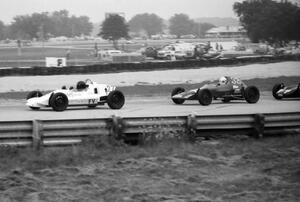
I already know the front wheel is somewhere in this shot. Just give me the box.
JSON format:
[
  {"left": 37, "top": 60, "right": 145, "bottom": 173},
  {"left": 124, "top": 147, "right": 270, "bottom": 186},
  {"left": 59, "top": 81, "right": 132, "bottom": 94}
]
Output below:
[
  {"left": 244, "top": 86, "right": 260, "bottom": 103},
  {"left": 198, "top": 89, "right": 212, "bottom": 106},
  {"left": 171, "top": 87, "right": 185, "bottom": 104},
  {"left": 49, "top": 93, "right": 68, "bottom": 111},
  {"left": 272, "top": 83, "right": 284, "bottom": 100},
  {"left": 29, "top": 107, "right": 40, "bottom": 110},
  {"left": 107, "top": 90, "right": 125, "bottom": 109}
]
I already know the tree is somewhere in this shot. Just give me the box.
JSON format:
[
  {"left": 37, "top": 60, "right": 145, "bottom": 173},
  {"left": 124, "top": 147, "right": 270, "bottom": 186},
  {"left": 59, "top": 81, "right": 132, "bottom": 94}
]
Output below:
[
  {"left": 70, "top": 16, "right": 93, "bottom": 37},
  {"left": 0, "top": 20, "right": 5, "bottom": 40},
  {"left": 99, "top": 14, "right": 129, "bottom": 49},
  {"left": 233, "top": 0, "right": 300, "bottom": 44},
  {"left": 169, "top": 14, "right": 194, "bottom": 38},
  {"left": 51, "top": 10, "right": 71, "bottom": 37},
  {"left": 8, "top": 10, "right": 93, "bottom": 40},
  {"left": 129, "top": 13, "right": 164, "bottom": 37},
  {"left": 10, "top": 13, "right": 52, "bottom": 39},
  {"left": 51, "top": 10, "right": 92, "bottom": 37}
]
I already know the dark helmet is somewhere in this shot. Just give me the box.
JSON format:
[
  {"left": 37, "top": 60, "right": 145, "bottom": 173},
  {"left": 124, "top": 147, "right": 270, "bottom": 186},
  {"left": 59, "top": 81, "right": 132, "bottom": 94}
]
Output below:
[{"left": 76, "top": 81, "right": 87, "bottom": 90}]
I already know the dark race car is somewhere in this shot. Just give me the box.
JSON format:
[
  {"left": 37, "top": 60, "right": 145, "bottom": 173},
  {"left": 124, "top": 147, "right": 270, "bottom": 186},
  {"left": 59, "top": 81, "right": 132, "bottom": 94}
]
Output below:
[
  {"left": 272, "top": 83, "right": 300, "bottom": 100},
  {"left": 171, "top": 76, "right": 260, "bottom": 106}
]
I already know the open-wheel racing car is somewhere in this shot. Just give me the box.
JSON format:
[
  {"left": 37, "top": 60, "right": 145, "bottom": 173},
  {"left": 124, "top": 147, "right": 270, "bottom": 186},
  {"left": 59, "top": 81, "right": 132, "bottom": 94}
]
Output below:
[
  {"left": 171, "top": 76, "right": 260, "bottom": 106},
  {"left": 272, "top": 83, "right": 300, "bottom": 100},
  {"left": 26, "top": 79, "right": 125, "bottom": 111}
]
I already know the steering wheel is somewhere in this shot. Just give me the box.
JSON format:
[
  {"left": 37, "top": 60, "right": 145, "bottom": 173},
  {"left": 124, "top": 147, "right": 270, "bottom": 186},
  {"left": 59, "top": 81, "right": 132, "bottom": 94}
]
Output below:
[{"left": 85, "top": 79, "right": 93, "bottom": 84}]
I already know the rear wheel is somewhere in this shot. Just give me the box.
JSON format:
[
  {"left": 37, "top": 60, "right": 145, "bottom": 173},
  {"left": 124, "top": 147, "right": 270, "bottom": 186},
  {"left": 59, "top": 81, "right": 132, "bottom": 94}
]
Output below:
[
  {"left": 198, "top": 89, "right": 212, "bottom": 106},
  {"left": 49, "top": 93, "right": 68, "bottom": 111},
  {"left": 244, "top": 86, "right": 260, "bottom": 103},
  {"left": 272, "top": 83, "right": 284, "bottom": 100},
  {"left": 171, "top": 87, "right": 185, "bottom": 104},
  {"left": 26, "top": 91, "right": 43, "bottom": 110},
  {"left": 107, "top": 90, "right": 125, "bottom": 109}
]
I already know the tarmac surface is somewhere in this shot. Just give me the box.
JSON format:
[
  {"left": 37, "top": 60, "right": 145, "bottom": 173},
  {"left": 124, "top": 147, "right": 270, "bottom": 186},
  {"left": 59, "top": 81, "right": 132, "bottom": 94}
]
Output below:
[{"left": 0, "top": 93, "right": 299, "bottom": 121}]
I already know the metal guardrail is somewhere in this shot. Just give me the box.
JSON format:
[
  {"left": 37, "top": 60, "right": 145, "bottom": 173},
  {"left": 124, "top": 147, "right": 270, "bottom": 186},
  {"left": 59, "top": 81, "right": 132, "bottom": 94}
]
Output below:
[{"left": 0, "top": 112, "right": 299, "bottom": 149}]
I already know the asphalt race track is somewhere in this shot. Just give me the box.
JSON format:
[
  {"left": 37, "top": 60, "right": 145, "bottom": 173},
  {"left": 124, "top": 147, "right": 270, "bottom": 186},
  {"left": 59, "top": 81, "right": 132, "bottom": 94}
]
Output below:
[{"left": 0, "top": 93, "right": 299, "bottom": 121}]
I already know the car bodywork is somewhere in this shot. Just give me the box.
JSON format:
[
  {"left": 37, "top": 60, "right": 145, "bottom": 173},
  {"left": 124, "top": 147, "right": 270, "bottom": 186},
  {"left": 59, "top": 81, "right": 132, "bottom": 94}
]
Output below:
[
  {"left": 171, "top": 76, "right": 260, "bottom": 105},
  {"left": 272, "top": 83, "right": 300, "bottom": 99},
  {"left": 140, "top": 46, "right": 158, "bottom": 58},
  {"left": 26, "top": 79, "right": 125, "bottom": 111},
  {"left": 157, "top": 43, "right": 195, "bottom": 60}
]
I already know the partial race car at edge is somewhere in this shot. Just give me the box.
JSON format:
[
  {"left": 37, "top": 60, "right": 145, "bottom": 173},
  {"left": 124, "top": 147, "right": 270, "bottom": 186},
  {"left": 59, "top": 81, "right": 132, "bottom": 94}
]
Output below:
[
  {"left": 272, "top": 82, "right": 300, "bottom": 100},
  {"left": 26, "top": 79, "right": 125, "bottom": 111},
  {"left": 171, "top": 76, "right": 260, "bottom": 106}
]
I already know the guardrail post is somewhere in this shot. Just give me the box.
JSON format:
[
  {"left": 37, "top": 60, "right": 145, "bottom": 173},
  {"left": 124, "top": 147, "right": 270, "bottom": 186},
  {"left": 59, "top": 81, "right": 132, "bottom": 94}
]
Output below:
[
  {"left": 32, "top": 120, "right": 43, "bottom": 151},
  {"left": 186, "top": 114, "right": 197, "bottom": 142},
  {"left": 254, "top": 114, "right": 265, "bottom": 138},
  {"left": 110, "top": 115, "right": 124, "bottom": 141}
]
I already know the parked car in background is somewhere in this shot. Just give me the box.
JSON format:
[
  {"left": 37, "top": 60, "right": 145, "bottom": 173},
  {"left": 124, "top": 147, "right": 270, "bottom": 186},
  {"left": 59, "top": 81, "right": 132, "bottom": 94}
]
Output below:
[
  {"left": 157, "top": 43, "right": 195, "bottom": 60},
  {"left": 98, "top": 50, "right": 123, "bottom": 61},
  {"left": 180, "top": 34, "right": 197, "bottom": 39},
  {"left": 140, "top": 46, "right": 158, "bottom": 59}
]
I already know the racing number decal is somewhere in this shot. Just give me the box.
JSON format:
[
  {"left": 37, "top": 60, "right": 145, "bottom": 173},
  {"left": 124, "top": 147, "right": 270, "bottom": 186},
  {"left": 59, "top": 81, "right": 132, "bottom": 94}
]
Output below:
[
  {"left": 88, "top": 99, "right": 97, "bottom": 104},
  {"left": 106, "top": 86, "right": 113, "bottom": 92},
  {"left": 231, "top": 78, "right": 241, "bottom": 85}
]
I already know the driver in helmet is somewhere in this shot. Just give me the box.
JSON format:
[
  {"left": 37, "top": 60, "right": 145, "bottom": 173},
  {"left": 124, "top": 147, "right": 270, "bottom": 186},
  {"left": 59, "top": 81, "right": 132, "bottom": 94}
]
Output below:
[
  {"left": 218, "top": 76, "right": 228, "bottom": 85},
  {"left": 76, "top": 81, "right": 88, "bottom": 90}
]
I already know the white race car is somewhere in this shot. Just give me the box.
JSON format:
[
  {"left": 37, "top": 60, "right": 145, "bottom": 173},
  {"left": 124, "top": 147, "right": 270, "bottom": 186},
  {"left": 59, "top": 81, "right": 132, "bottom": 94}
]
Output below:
[{"left": 26, "top": 79, "right": 125, "bottom": 111}]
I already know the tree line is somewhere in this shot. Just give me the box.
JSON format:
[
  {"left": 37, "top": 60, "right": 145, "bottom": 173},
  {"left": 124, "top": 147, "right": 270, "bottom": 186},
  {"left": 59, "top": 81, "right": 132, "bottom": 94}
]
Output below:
[
  {"left": 128, "top": 13, "right": 215, "bottom": 38},
  {"left": 0, "top": 10, "right": 215, "bottom": 41},
  {"left": 0, "top": 0, "right": 299, "bottom": 47},
  {"left": 0, "top": 10, "right": 93, "bottom": 40}
]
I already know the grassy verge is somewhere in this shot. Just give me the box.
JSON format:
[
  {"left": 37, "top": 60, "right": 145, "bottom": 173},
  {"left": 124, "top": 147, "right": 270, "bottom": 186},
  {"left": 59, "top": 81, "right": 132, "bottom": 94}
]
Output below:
[{"left": 0, "top": 135, "right": 299, "bottom": 201}]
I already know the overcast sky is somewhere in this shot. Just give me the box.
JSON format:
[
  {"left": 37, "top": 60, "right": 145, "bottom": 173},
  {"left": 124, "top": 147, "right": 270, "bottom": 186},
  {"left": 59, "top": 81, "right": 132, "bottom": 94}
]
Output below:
[{"left": 0, "top": 0, "right": 251, "bottom": 24}]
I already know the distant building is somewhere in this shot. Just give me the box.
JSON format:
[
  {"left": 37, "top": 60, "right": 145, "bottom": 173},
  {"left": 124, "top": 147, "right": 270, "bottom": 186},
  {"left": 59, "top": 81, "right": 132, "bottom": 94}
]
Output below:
[{"left": 205, "top": 26, "right": 247, "bottom": 38}]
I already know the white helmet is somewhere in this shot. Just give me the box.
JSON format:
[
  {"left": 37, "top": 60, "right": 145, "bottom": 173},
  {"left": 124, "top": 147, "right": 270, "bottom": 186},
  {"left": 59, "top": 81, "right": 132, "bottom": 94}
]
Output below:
[{"left": 219, "top": 76, "right": 227, "bottom": 85}]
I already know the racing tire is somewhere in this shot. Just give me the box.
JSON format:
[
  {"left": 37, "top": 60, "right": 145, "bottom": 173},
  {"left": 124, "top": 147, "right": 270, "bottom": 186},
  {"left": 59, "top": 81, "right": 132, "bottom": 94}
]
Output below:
[
  {"left": 30, "top": 107, "right": 40, "bottom": 110},
  {"left": 107, "top": 90, "right": 125, "bottom": 109},
  {"left": 171, "top": 87, "right": 185, "bottom": 104},
  {"left": 272, "top": 83, "right": 284, "bottom": 100},
  {"left": 244, "top": 86, "right": 260, "bottom": 103},
  {"left": 198, "top": 89, "right": 212, "bottom": 106},
  {"left": 26, "top": 91, "right": 43, "bottom": 100},
  {"left": 49, "top": 93, "right": 68, "bottom": 111}
]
